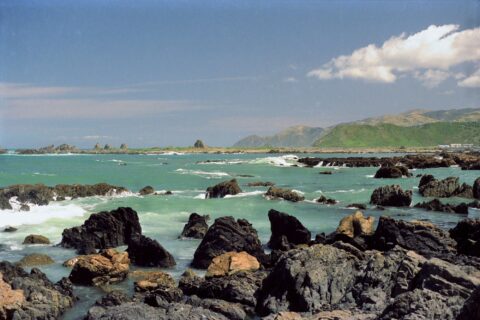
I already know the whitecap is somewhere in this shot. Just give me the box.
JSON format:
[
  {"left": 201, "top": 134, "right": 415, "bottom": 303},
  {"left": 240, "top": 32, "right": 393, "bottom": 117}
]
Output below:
[
  {"left": 194, "top": 193, "right": 206, "bottom": 199},
  {"left": 175, "top": 168, "right": 230, "bottom": 178},
  {"left": 223, "top": 190, "right": 265, "bottom": 198},
  {"left": 248, "top": 154, "right": 301, "bottom": 167}
]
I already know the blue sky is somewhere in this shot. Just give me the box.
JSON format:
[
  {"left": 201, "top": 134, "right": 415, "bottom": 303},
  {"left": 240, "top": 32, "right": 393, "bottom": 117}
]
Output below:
[{"left": 0, "top": 0, "right": 479, "bottom": 148}]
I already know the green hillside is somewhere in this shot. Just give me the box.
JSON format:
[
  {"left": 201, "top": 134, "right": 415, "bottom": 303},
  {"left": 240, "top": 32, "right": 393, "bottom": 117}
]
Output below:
[
  {"left": 313, "top": 122, "right": 480, "bottom": 148},
  {"left": 234, "top": 125, "right": 324, "bottom": 147}
]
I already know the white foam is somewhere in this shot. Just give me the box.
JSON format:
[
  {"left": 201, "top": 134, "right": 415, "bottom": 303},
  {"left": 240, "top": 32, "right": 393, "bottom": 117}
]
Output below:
[
  {"left": 162, "top": 151, "right": 186, "bottom": 155},
  {"left": 291, "top": 189, "right": 305, "bottom": 195},
  {"left": 194, "top": 193, "right": 207, "bottom": 199},
  {"left": 249, "top": 154, "right": 301, "bottom": 167},
  {"left": 223, "top": 190, "right": 265, "bottom": 198},
  {"left": 175, "top": 168, "right": 230, "bottom": 178},
  {"left": 197, "top": 159, "right": 245, "bottom": 165},
  {"left": 365, "top": 175, "right": 374, "bottom": 178},
  {"left": 326, "top": 188, "right": 367, "bottom": 194},
  {"left": 0, "top": 203, "right": 86, "bottom": 228}
]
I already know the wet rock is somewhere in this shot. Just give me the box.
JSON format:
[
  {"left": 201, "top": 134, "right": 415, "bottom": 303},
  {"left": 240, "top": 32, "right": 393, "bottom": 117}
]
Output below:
[
  {"left": 419, "top": 176, "right": 473, "bottom": 198},
  {"left": 374, "top": 166, "right": 411, "bottom": 178},
  {"left": 0, "top": 184, "right": 54, "bottom": 205},
  {"left": 132, "top": 271, "right": 176, "bottom": 292},
  {"left": 318, "top": 171, "right": 333, "bottom": 175},
  {"left": 206, "top": 251, "right": 260, "bottom": 278},
  {"left": 370, "top": 185, "right": 412, "bottom": 207},
  {"left": 127, "top": 235, "right": 176, "bottom": 268},
  {"left": 18, "top": 253, "right": 54, "bottom": 267},
  {"left": 139, "top": 186, "right": 154, "bottom": 195},
  {"left": 178, "top": 269, "right": 204, "bottom": 295},
  {"left": 247, "top": 181, "right": 275, "bottom": 187},
  {"left": 206, "top": 179, "right": 242, "bottom": 198},
  {"left": 185, "top": 296, "right": 248, "bottom": 320},
  {"left": 53, "top": 183, "right": 128, "bottom": 199},
  {"left": 316, "top": 195, "right": 337, "bottom": 204},
  {"left": 474, "top": 177, "right": 480, "bottom": 199},
  {"left": 336, "top": 211, "right": 375, "bottom": 238},
  {"left": 0, "top": 195, "right": 12, "bottom": 210},
  {"left": 69, "top": 249, "right": 130, "bottom": 286},
  {"left": 256, "top": 244, "right": 359, "bottom": 315},
  {"left": 192, "top": 216, "right": 265, "bottom": 269},
  {"left": 180, "top": 213, "right": 209, "bottom": 239},
  {"left": 347, "top": 203, "right": 367, "bottom": 210},
  {"left": 3, "top": 226, "right": 17, "bottom": 232},
  {"left": 268, "top": 209, "right": 311, "bottom": 251},
  {"left": 60, "top": 207, "right": 142, "bottom": 253},
  {"left": 19, "top": 204, "right": 30, "bottom": 211},
  {"left": 265, "top": 187, "right": 304, "bottom": 202},
  {"left": 95, "top": 290, "right": 132, "bottom": 307},
  {"left": 415, "top": 199, "right": 470, "bottom": 214},
  {"left": 0, "top": 271, "right": 25, "bottom": 319},
  {"left": 450, "top": 218, "right": 480, "bottom": 257},
  {"left": 22, "top": 234, "right": 50, "bottom": 245}
]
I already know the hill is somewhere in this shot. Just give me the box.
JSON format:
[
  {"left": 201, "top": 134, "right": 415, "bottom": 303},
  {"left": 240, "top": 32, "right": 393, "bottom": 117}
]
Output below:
[
  {"left": 313, "top": 122, "right": 480, "bottom": 148},
  {"left": 233, "top": 125, "right": 324, "bottom": 147}
]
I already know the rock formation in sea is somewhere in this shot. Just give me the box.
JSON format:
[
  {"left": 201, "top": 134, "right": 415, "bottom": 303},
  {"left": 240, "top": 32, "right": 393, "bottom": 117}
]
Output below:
[
  {"left": 418, "top": 175, "right": 473, "bottom": 198},
  {"left": 180, "top": 213, "right": 209, "bottom": 239},
  {"left": 126, "top": 235, "right": 176, "bottom": 268},
  {"left": 205, "top": 179, "right": 242, "bottom": 198},
  {"left": 265, "top": 186, "right": 304, "bottom": 202},
  {"left": 268, "top": 209, "right": 311, "bottom": 250},
  {"left": 370, "top": 185, "right": 412, "bottom": 207}
]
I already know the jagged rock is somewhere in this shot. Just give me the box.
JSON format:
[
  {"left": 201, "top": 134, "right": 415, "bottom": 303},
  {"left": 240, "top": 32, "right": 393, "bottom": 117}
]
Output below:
[
  {"left": 419, "top": 176, "right": 473, "bottom": 198},
  {"left": 206, "top": 179, "right": 242, "bottom": 198},
  {"left": 206, "top": 251, "right": 260, "bottom": 278},
  {"left": 139, "top": 186, "right": 154, "bottom": 195},
  {"left": 18, "top": 254, "right": 54, "bottom": 267},
  {"left": 415, "top": 199, "right": 470, "bottom": 214},
  {"left": 247, "top": 181, "right": 275, "bottom": 187},
  {"left": 370, "top": 185, "right": 412, "bottom": 207},
  {"left": 456, "top": 285, "right": 480, "bottom": 320},
  {"left": 180, "top": 213, "right": 208, "bottom": 239},
  {"left": 178, "top": 269, "right": 204, "bottom": 295},
  {"left": 132, "top": 271, "right": 176, "bottom": 292},
  {"left": 268, "top": 209, "right": 311, "bottom": 250},
  {"left": 474, "top": 177, "right": 480, "bottom": 200},
  {"left": 265, "top": 187, "right": 304, "bottom": 202},
  {"left": 256, "top": 244, "right": 359, "bottom": 315},
  {"left": 0, "top": 271, "right": 25, "bottom": 319},
  {"left": 22, "top": 234, "right": 50, "bottom": 244},
  {"left": 194, "top": 140, "right": 205, "bottom": 148},
  {"left": 127, "top": 235, "right": 176, "bottom": 268},
  {"left": 450, "top": 218, "right": 480, "bottom": 257},
  {"left": 185, "top": 296, "right": 247, "bottom": 320},
  {"left": 95, "top": 290, "right": 132, "bottom": 307},
  {"left": 316, "top": 195, "right": 337, "bottom": 204},
  {"left": 0, "top": 195, "right": 12, "bottom": 210},
  {"left": 192, "top": 216, "right": 265, "bottom": 269},
  {"left": 69, "top": 249, "right": 130, "bottom": 286},
  {"left": 3, "top": 226, "right": 17, "bottom": 232},
  {"left": 60, "top": 207, "right": 142, "bottom": 253},
  {"left": 374, "top": 166, "right": 411, "bottom": 178},
  {"left": 336, "top": 211, "right": 375, "bottom": 238}
]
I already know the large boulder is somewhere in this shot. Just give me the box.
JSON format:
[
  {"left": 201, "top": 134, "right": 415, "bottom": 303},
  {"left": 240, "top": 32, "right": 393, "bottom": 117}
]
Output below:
[
  {"left": 449, "top": 218, "right": 480, "bottom": 257},
  {"left": 127, "top": 235, "right": 176, "bottom": 268},
  {"left": 268, "top": 209, "right": 311, "bottom": 250},
  {"left": 69, "top": 249, "right": 130, "bottom": 286},
  {"left": 138, "top": 186, "right": 154, "bottom": 195},
  {"left": 419, "top": 176, "right": 473, "bottom": 198},
  {"left": 370, "top": 185, "right": 412, "bottom": 207},
  {"left": 206, "top": 251, "right": 260, "bottom": 278},
  {"left": 180, "top": 213, "right": 209, "bottom": 239},
  {"left": 22, "top": 234, "right": 50, "bottom": 245},
  {"left": 336, "top": 211, "right": 375, "bottom": 238},
  {"left": 206, "top": 179, "right": 242, "bottom": 198},
  {"left": 474, "top": 177, "right": 480, "bottom": 200},
  {"left": 60, "top": 207, "right": 142, "bottom": 253},
  {"left": 256, "top": 244, "right": 359, "bottom": 315},
  {"left": 191, "top": 216, "right": 265, "bottom": 269},
  {"left": 374, "top": 166, "right": 410, "bottom": 178},
  {"left": 265, "top": 187, "right": 304, "bottom": 202}
]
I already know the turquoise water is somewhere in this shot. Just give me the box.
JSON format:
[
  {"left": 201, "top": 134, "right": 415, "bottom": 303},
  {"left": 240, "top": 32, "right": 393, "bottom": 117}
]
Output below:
[{"left": 0, "top": 153, "right": 478, "bottom": 319}]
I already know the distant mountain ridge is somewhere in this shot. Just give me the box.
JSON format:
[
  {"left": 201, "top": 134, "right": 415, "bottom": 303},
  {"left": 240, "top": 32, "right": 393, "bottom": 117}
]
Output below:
[{"left": 233, "top": 108, "right": 480, "bottom": 148}]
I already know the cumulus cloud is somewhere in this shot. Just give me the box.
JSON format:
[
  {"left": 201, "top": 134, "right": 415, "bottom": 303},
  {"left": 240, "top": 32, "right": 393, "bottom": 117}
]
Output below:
[{"left": 308, "top": 24, "right": 480, "bottom": 87}]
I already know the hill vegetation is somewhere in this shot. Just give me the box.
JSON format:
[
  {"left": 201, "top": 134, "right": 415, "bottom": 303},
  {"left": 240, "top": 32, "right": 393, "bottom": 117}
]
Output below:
[{"left": 233, "top": 125, "right": 324, "bottom": 147}]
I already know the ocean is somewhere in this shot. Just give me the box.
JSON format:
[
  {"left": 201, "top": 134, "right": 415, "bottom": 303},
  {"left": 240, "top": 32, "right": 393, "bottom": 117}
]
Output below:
[{"left": 0, "top": 152, "right": 478, "bottom": 319}]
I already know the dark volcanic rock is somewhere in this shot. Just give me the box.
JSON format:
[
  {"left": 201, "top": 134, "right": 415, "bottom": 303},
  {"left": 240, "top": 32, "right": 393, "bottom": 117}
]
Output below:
[
  {"left": 370, "top": 185, "right": 412, "bottom": 207},
  {"left": 268, "top": 209, "right": 311, "bottom": 250},
  {"left": 206, "top": 179, "right": 242, "bottom": 198},
  {"left": 374, "top": 166, "right": 410, "bottom": 179},
  {"left": 61, "top": 207, "right": 142, "bottom": 253},
  {"left": 127, "top": 235, "right": 176, "bottom": 268},
  {"left": 419, "top": 176, "right": 473, "bottom": 198},
  {"left": 316, "top": 195, "right": 337, "bottom": 205},
  {"left": 474, "top": 177, "right": 480, "bottom": 199},
  {"left": 95, "top": 290, "right": 132, "bottom": 307},
  {"left": 450, "top": 218, "right": 480, "bottom": 257},
  {"left": 246, "top": 181, "right": 275, "bottom": 187},
  {"left": 191, "top": 216, "right": 265, "bottom": 269},
  {"left": 180, "top": 213, "right": 209, "bottom": 239},
  {"left": 256, "top": 244, "right": 359, "bottom": 315},
  {"left": 265, "top": 187, "right": 304, "bottom": 202},
  {"left": 415, "top": 199, "right": 470, "bottom": 214},
  {"left": 138, "top": 186, "right": 154, "bottom": 195},
  {"left": 457, "top": 285, "right": 480, "bottom": 320}
]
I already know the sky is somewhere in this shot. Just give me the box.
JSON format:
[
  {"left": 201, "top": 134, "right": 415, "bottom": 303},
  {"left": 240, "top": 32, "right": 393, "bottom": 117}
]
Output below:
[{"left": 0, "top": 0, "right": 479, "bottom": 148}]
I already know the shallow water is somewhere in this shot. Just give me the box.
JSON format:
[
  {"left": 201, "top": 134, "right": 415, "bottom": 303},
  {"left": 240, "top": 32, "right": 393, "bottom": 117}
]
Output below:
[{"left": 0, "top": 152, "right": 478, "bottom": 319}]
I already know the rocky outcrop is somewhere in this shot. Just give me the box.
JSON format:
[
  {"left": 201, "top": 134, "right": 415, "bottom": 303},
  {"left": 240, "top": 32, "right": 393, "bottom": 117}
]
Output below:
[
  {"left": 18, "top": 254, "right": 54, "bottom": 267},
  {"left": 94, "top": 290, "right": 131, "bottom": 307},
  {"left": 126, "top": 235, "right": 176, "bottom": 268},
  {"left": 316, "top": 195, "right": 337, "bottom": 204},
  {"left": 131, "top": 271, "right": 176, "bottom": 292},
  {"left": 374, "top": 166, "right": 411, "bottom": 178},
  {"left": 370, "top": 185, "right": 412, "bottom": 207},
  {"left": 192, "top": 216, "right": 265, "bottom": 269},
  {"left": 0, "top": 261, "right": 75, "bottom": 319},
  {"left": 206, "top": 251, "right": 260, "bottom": 278},
  {"left": 139, "top": 186, "right": 154, "bottom": 195},
  {"left": 194, "top": 140, "right": 206, "bottom": 148},
  {"left": 456, "top": 285, "right": 480, "bottom": 320},
  {"left": 0, "top": 195, "right": 12, "bottom": 210},
  {"left": 22, "top": 234, "right": 50, "bottom": 244},
  {"left": 336, "top": 211, "right": 375, "bottom": 238},
  {"left": 69, "top": 249, "right": 130, "bottom": 286},
  {"left": 474, "top": 177, "right": 480, "bottom": 199},
  {"left": 414, "top": 199, "right": 470, "bottom": 214},
  {"left": 3, "top": 226, "right": 17, "bottom": 232},
  {"left": 180, "top": 213, "right": 209, "bottom": 239},
  {"left": 265, "top": 187, "right": 304, "bottom": 202},
  {"left": 449, "top": 218, "right": 480, "bottom": 257},
  {"left": 247, "top": 181, "right": 275, "bottom": 187},
  {"left": 419, "top": 175, "right": 473, "bottom": 198},
  {"left": 268, "top": 209, "right": 311, "bottom": 250},
  {"left": 60, "top": 207, "right": 142, "bottom": 254},
  {"left": 206, "top": 179, "right": 242, "bottom": 198}
]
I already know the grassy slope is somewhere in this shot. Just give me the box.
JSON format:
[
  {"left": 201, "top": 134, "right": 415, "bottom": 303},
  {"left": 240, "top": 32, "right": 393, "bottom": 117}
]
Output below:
[{"left": 313, "top": 122, "right": 480, "bottom": 148}]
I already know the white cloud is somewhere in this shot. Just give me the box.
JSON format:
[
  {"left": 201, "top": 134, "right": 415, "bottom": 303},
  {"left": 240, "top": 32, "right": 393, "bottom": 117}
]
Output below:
[
  {"left": 283, "top": 77, "right": 298, "bottom": 83},
  {"left": 458, "top": 68, "right": 480, "bottom": 87},
  {"left": 308, "top": 24, "right": 480, "bottom": 87}
]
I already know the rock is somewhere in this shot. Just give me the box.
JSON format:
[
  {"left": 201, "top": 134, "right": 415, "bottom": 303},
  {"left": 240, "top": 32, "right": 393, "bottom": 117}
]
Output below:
[
  {"left": 374, "top": 166, "right": 410, "bottom": 178},
  {"left": 456, "top": 285, "right": 480, "bottom": 320},
  {"left": 104, "top": 144, "right": 111, "bottom": 150},
  {"left": 192, "top": 216, "right": 265, "bottom": 269},
  {"left": 18, "top": 254, "right": 54, "bottom": 267},
  {"left": 415, "top": 199, "right": 470, "bottom": 214},
  {"left": 164, "top": 190, "right": 173, "bottom": 195},
  {"left": 53, "top": 183, "right": 128, "bottom": 198},
  {"left": 60, "top": 207, "right": 142, "bottom": 253},
  {"left": 0, "top": 195, "right": 12, "bottom": 210},
  {"left": 0, "top": 271, "right": 25, "bottom": 319},
  {"left": 132, "top": 271, "right": 176, "bottom": 292},
  {"left": 370, "top": 185, "right": 412, "bottom": 207},
  {"left": 194, "top": 140, "right": 205, "bottom": 148},
  {"left": 3, "top": 226, "right": 17, "bottom": 232},
  {"left": 336, "top": 211, "right": 375, "bottom": 238},
  {"left": 256, "top": 244, "right": 359, "bottom": 315},
  {"left": 319, "top": 171, "right": 333, "bottom": 175},
  {"left": 347, "top": 203, "right": 367, "bottom": 210},
  {"left": 246, "top": 181, "right": 275, "bottom": 187},
  {"left": 0, "top": 261, "right": 75, "bottom": 319},
  {"left": 419, "top": 176, "right": 473, "bottom": 198},
  {"left": 474, "top": 177, "right": 480, "bottom": 200},
  {"left": 206, "top": 251, "right": 260, "bottom": 278},
  {"left": 120, "top": 143, "right": 128, "bottom": 150},
  {"left": 0, "top": 184, "right": 54, "bottom": 206},
  {"left": 22, "top": 234, "right": 50, "bottom": 245},
  {"left": 265, "top": 187, "right": 304, "bottom": 202},
  {"left": 180, "top": 213, "right": 208, "bottom": 239},
  {"left": 178, "top": 269, "right": 204, "bottom": 295},
  {"left": 94, "top": 143, "right": 101, "bottom": 150},
  {"left": 268, "top": 209, "right": 311, "bottom": 250},
  {"left": 185, "top": 296, "right": 247, "bottom": 320},
  {"left": 316, "top": 195, "right": 337, "bottom": 205},
  {"left": 95, "top": 290, "right": 132, "bottom": 307},
  {"left": 19, "top": 204, "right": 30, "bottom": 211},
  {"left": 69, "top": 249, "right": 130, "bottom": 286},
  {"left": 139, "top": 186, "right": 154, "bottom": 195},
  {"left": 127, "top": 235, "right": 176, "bottom": 268},
  {"left": 450, "top": 218, "right": 480, "bottom": 256},
  {"left": 206, "top": 179, "right": 242, "bottom": 198}
]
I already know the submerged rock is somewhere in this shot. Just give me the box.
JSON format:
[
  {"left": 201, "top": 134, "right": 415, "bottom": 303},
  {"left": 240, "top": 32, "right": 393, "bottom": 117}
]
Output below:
[
  {"left": 127, "top": 235, "right": 176, "bottom": 268},
  {"left": 18, "top": 254, "right": 54, "bottom": 267},
  {"left": 22, "top": 234, "right": 50, "bottom": 245},
  {"left": 246, "top": 181, "right": 275, "bottom": 187},
  {"left": 206, "top": 251, "right": 260, "bottom": 278},
  {"left": 265, "top": 187, "right": 304, "bottom": 202},
  {"left": 268, "top": 209, "right": 311, "bottom": 250},
  {"left": 192, "top": 216, "right": 265, "bottom": 269},
  {"left": 206, "top": 179, "right": 242, "bottom": 198},
  {"left": 414, "top": 199, "right": 470, "bottom": 214},
  {"left": 370, "top": 185, "right": 412, "bottom": 207},
  {"left": 316, "top": 195, "right": 337, "bottom": 204},
  {"left": 180, "top": 213, "right": 209, "bottom": 239}
]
